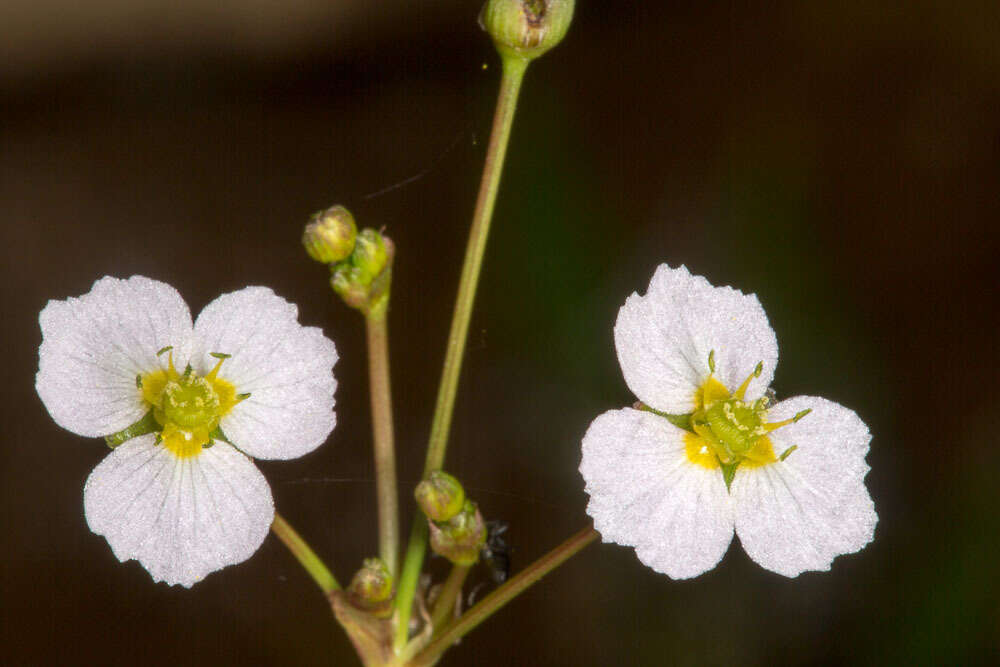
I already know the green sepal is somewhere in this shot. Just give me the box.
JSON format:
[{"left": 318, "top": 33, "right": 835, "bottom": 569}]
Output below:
[
  {"left": 636, "top": 402, "right": 695, "bottom": 433},
  {"left": 720, "top": 459, "right": 741, "bottom": 493},
  {"left": 104, "top": 410, "right": 159, "bottom": 448},
  {"left": 208, "top": 426, "right": 232, "bottom": 444}
]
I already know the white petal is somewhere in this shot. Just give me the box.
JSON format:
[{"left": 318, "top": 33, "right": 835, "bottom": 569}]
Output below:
[
  {"left": 84, "top": 434, "right": 274, "bottom": 587},
  {"left": 581, "top": 408, "right": 734, "bottom": 579},
  {"left": 731, "top": 396, "right": 876, "bottom": 577},
  {"left": 614, "top": 264, "right": 778, "bottom": 414},
  {"left": 36, "top": 276, "right": 193, "bottom": 437},
  {"left": 192, "top": 287, "right": 337, "bottom": 460}
]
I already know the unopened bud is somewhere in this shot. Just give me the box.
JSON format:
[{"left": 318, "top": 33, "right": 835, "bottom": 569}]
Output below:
[
  {"left": 347, "top": 558, "right": 394, "bottom": 618},
  {"left": 303, "top": 205, "right": 357, "bottom": 264},
  {"left": 330, "top": 229, "right": 394, "bottom": 315},
  {"left": 480, "top": 0, "right": 575, "bottom": 61},
  {"left": 428, "top": 500, "right": 487, "bottom": 566},
  {"left": 351, "top": 229, "right": 388, "bottom": 284},
  {"left": 415, "top": 470, "right": 467, "bottom": 522}
]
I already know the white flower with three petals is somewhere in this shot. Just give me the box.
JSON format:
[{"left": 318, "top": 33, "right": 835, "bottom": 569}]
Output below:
[
  {"left": 580, "top": 265, "right": 876, "bottom": 578},
  {"left": 36, "top": 275, "right": 338, "bottom": 587}
]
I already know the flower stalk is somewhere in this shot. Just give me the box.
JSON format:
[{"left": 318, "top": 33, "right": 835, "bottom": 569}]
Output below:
[
  {"left": 366, "top": 307, "right": 400, "bottom": 577},
  {"left": 271, "top": 512, "right": 341, "bottom": 595},
  {"left": 393, "top": 53, "right": 529, "bottom": 651},
  {"left": 429, "top": 564, "right": 472, "bottom": 636}
]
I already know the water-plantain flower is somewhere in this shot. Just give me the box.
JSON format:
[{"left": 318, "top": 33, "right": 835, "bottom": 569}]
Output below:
[
  {"left": 580, "top": 265, "right": 876, "bottom": 579},
  {"left": 36, "top": 276, "right": 338, "bottom": 586}
]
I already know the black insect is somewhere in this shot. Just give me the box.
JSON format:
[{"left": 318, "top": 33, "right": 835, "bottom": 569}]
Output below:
[
  {"left": 481, "top": 520, "right": 511, "bottom": 584},
  {"left": 467, "top": 520, "right": 511, "bottom": 606}
]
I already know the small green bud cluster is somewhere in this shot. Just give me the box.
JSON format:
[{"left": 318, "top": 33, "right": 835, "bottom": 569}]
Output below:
[
  {"left": 331, "top": 229, "right": 393, "bottom": 313},
  {"left": 302, "top": 205, "right": 394, "bottom": 316},
  {"left": 480, "top": 0, "right": 575, "bottom": 61},
  {"left": 416, "top": 471, "right": 486, "bottom": 566},
  {"left": 346, "top": 558, "right": 395, "bottom": 618}
]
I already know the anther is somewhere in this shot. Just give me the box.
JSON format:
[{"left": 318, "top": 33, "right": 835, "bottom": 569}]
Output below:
[{"left": 779, "top": 445, "right": 798, "bottom": 461}]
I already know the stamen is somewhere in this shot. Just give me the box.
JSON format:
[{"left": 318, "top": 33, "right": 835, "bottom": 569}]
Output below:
[
  {"left": 707, "top": 349, "right": 716, "bottom": 373},
  {"left": 156, "top": 345, "right": 173, "bottom": 356},
  {"left": 733, "top": 361, "right": 764, "bottom": 400},
  {"left": 236, "top": 392, "right": 252, "bottom": 401},
  {"left": 135, "top": 374, "right": 142, "bottom": 389},
  {"left": 764, "top": 409, "right": 812, "bottom": 432},
  {"left": 779, "top": 445, "right": 798, "bottom": 461},
  {"left": 203, "top": 351, "right": 232, "bottom": 380},
  {"left": 205, "top": 359, "right": 225, "bottom": 381},
  {"left": 182, "top": 364, "right": 193, "bottom": 379}
]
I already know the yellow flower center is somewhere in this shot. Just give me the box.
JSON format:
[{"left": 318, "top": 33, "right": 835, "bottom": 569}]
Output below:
[
  {"left": 139, "top": 349, "right": 244, "bottom": 458},
  {"left": 685, "top": 353, "right": 808, "bottom": 474}
]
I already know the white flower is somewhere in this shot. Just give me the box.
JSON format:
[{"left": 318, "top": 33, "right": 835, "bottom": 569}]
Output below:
[
  {"left": 36, "top": 276, "right": 338, "bottom": 586},
  {"left": 580, "top": 265, "right": 876, "bottom": 578}
]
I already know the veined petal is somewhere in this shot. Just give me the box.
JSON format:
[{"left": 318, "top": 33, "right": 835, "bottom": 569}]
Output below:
[
  {"left": 614, "top": 265, "right": 777, "bottom": 413},
  {"left": 83, "top": 434, "right": 274, "bottom": 587},
  {"left": 581, "top": 408, "right": 734, "bottom": 579},
  {"left": 193, "top": 287, "right": 337, "bottom": 460},
  {"left": 731, "top": 396, "right": 876, "bottom": 577},
  {"left": 36, "top": 275, "right": 193, "bottom": 437}
]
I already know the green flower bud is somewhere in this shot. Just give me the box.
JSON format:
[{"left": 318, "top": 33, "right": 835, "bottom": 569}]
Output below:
[
  {"left": 351, "top": 229, "right": 388, "bottom": 284},
  {"left": 415, "top": 470, "right": 467, "bottom": 523},
  {"left": 346, "top": 558, "right": 395, "bottom": 618},
  {"left": 303, "top": 205, "right": 357, "bottom": 264},
  {"left": 330, "top": 229, "right": 394, "bottom": 316},
  {"left": 428, "top": 500, "right": 487, "bottom": 566},
  {"left": 480, "top": 0, "right": 575, "bottom": 61},
  {"left": 331, "top": 264, "right": 371, "bottom": 311}
]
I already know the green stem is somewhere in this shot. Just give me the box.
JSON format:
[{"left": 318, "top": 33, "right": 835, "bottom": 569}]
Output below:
[
  {"left": 271, "top": 511, "right": 341, "bottom": 594},
  {"left": 422, "top": 55, "right": 528, "bottom": 477},
  {"left": 406, "top": 526, "right": 598, "bottom": 666},
  {"left": 367, "top": 308, "right": 400, "bottom": 577},
  {"left": 429, "top": 564, "right": 472, "bottom": 636},
  {"left": 394, "top": 52, "right": 530, "bottom": 653}
]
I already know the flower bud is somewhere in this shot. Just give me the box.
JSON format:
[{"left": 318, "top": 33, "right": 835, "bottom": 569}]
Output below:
[
  {"left": 303, "top": 205, "right": 357, "bottom": 264},
  {"left": 480, "top": 0, "right": 575, "bottom": 61},
  {"left": 351, "top": 229, "right": 388, "bottom": 284},
  {"left": 346, "top": 558, "right": 395, "bottom": 618},
  {"left": 428, "top": 500, "right": 487, "bottom": 566},
  {"left": 330, "top": 229, "right": 394, "bottom": 315},
  {"left": 415, "top": 470, "right": 467, "bottom": 523}
]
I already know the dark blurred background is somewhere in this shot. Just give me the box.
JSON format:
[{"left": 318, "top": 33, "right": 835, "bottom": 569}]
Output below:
[{"left": 2, "top": 1, "right": 998, "bottom": 665}]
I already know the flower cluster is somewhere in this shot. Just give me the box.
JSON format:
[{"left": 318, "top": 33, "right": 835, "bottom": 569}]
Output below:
[
  {"left": 36, "top": 276, "right": 337, "bottom": 586},
  {"left": 580, "top": 265, "right": 876, "bottom": 578}
]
